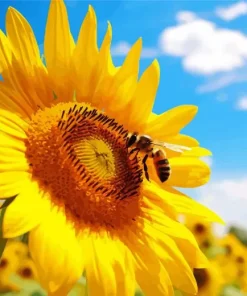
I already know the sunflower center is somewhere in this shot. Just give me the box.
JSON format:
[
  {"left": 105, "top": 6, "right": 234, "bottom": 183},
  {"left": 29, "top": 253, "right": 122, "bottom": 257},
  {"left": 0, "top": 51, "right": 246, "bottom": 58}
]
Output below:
[
  {"left": 236, "top": 256, "right": 245, "bottom": 264},
  {"left": 201, "top": 239, "right": 211, "bottom": 249},
  {"left": 19, "top": 267, "right": 33, "bottom": 279},
  {"left": 25, "top": 103, "right": 143, "bottom": 231},
  {"left": 193, "top": 268, "right": 209, "bottom": 289},
  {"left": 194, "top": 223, "right": 206, "bottom": 234},
  {"left": 224, "top": 244, "right": 232, "bottom": 256},
  {"left": 0, "top": 258, "right": 8, "bottom": 269}
]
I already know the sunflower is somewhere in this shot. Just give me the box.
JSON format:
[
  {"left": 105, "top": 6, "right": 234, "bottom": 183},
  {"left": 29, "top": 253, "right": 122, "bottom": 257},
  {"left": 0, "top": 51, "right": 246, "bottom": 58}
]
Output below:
[
  {"left": 192, "top": 261, "right": 223, "bottom": 296},
  {"left": 5, "top": 240, "right": 29, "bottom": 260},
  {"left": 0, "top": 241, "right": 24, "bottom": 292},
  {"left": 215, "top": 234, "right": 246, "bottom": 286},
  {"left": 0, "top": 1, "right": 223, "bottom": 295},
  {"left": 184, "top": 216, "right": 215, "bottom": 250}
]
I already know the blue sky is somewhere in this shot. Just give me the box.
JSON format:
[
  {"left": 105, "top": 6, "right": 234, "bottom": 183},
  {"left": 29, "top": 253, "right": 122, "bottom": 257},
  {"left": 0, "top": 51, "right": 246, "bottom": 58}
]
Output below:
[{"left": 0, "top": 0, "right": 247, "bottom": 231}]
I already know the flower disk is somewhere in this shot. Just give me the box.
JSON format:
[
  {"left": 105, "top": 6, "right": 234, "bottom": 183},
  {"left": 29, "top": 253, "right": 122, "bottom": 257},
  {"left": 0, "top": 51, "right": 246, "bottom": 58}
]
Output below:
[{"left": 25, "top": 102, "right": 143, "bottom": 230}]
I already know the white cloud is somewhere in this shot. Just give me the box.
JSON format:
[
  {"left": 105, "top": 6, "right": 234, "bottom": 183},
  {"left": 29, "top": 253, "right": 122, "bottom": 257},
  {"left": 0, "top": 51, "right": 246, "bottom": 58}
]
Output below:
[
  {"left": 215, "top": 1, "right": 247, "bottom": 21},
  {"left": 201, "top": 156, "right": 213, "bottom": 167},
  {"left": 176, "top": 11, "right": 197, "bottom": 24},
  {"left": 199, "top": 177, "right": 247, "bottom": 228},
  {"left": 111, "top": 42, "right": 130, "bottom": 56},
  {"left": 236, "top": 96, "right": 247, "bottom": 110},
  {"left": 196, "top": 72, "right": 247, "bottom": 93},
  {"left": 159, "top": 17, "right": 247, "bottom": 75},
  {"left": 141, "top": 47, "right": 160, "bottom": 58},
  {"left": 111, "top": 41, "right": 159, "bottom": 59}
]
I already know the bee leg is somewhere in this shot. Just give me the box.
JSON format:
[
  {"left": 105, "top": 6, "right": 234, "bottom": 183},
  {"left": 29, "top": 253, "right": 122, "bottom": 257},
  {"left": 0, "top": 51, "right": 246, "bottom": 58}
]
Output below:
[
  {"left": 142, "top": 154, "right": 150, "bottom": 182},
  {"left": 125, "top": 136, "right": 129, "bottom": 148},
  {"left": 129, "top": 147, "right": 140, "bottom": 160}
]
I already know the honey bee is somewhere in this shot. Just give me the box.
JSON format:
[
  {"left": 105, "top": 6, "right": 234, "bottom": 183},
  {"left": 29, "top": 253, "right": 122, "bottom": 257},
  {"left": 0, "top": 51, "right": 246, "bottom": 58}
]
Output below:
[{"left": 126, "top": 132, "right": 191, "bottom": 183}]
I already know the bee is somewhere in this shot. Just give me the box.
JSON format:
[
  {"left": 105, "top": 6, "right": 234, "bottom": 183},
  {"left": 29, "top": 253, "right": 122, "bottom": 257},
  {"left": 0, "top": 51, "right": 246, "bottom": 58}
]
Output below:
[{"left": 126, "top": 132, "right": 191, "bottom": 183}]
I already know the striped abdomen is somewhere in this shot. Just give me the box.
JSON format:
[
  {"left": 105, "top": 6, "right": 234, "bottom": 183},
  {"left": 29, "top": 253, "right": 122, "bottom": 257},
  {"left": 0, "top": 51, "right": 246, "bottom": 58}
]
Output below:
[{"left": 153, "top": 149, "right": 171, "bottom": 183}]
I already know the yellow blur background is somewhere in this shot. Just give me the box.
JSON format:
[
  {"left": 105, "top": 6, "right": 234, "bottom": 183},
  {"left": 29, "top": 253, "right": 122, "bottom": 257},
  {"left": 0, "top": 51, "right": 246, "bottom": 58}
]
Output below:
[{"left": 1, "top": 218, "right": 247, "bottom": 296}]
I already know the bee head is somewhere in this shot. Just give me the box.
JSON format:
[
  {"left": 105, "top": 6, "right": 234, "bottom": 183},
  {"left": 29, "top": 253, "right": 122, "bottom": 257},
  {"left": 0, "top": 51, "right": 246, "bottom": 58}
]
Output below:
[{"left": 138, "top": 135, "right": 152, "bottom": 150}]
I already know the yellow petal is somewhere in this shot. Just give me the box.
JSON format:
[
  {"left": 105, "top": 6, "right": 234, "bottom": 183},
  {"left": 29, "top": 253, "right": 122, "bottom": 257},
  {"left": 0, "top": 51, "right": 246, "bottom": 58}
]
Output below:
[
  {"left": 45, "top": 0, "right": 74, "bottom": 72},
  {"left": 146, "top": 105, "right": 198, "bottom": 138},
  {"left": 136, "top": 265, "right": 173, "bottom": 296},
  {"left": 45, "top": 0, "right": 75, "bottom": 100},
  {"left": 0, "top": 137, "right": 28, "bottom": 173},
  {"left": 0, "top": 108, "right": 28, "bottom": 138},
  {"left": 0, "top": 147, "right": 27, "bottom": 169},
  {"left": 104, "top": 39, "right": 142, "bottom": 119},
  {"left": 116, "top": 249, "right": 136, "bottom": 296},
  {"left": 0, "top": 31, "right": 47, "bottom": 114},
  {"left": 4, "top": 6, "right": 53, "bottom": 110},
  {"left": 112, "top": 38, "right": 142, "bottom": 90},
  {"left": 126, "top": 59, "right": 160, "bottom": 132},
  {"left": 3, "top": 181, "right": 50, "bottom": 237},
  {"left": 0, "top": 161, "right": 29, "bottom": 173},
  {"left": 164, "top": 186, "right": 224, "bottom": 224},
  {"left": 6, "top": 7, "right": 41, "bottom": 69},
  {"left": 0, "top": 131, "right": 26, "bottom": 152},
  {"left": 0, "top": 30, "right": 12, "bottom": 73},
  {"left": 142, "top": 184, "right": 177, "bottom": 219},
  {"left": 0, "top": 108, "right": 28, "bottom": 129},
  {"left": 0, "top": 171, "right": 29, "bottom": 198},
  {"left": 143, "top": 213, "right": 208, "bottom": 269},
  {"left": 98, "top": 22, "right": 113, "bottom": 73},
  {"left": 166, "top": 157, "right": 210, "bottom": 188},
  {"left": 148, "top": 112, "right": 158, "bottom": 122},
  {"left": 0, "top": 82, "right": 34, "bottom": 118},
  {"left": 72, "top": 6, "right": 98, "bottom": 101},
  {"left": 163, "top": 134, "right": 199, "bottom": 147},
  {"left": 0, "top": 147, "right": 26, "bottom": 159},
  {"left": 124, "top": 229, "right": 173, "bottom": 296},
  {"left": 0, "top": 182, "right": 24, "bottom": 199},
  {"left": 29, "top": 205, "right": 84, "bottom": 295},
  {"left": 75, "top": 5, "right": 98, "bottom": 62},
  {"left": 83, "top": 232, "right": 134, "bottom": 296},
  {"left": 0, "top": 117, "right": 25, "bottom": 139},
  {"left": 90, "top": 22, "right": 116, "bottom": 107},
  {"left": 143, "top": 222, "right": 197, "bottom": 294},
  {"left": 100, "top": 22, "right": 117, "bottom": 76}
]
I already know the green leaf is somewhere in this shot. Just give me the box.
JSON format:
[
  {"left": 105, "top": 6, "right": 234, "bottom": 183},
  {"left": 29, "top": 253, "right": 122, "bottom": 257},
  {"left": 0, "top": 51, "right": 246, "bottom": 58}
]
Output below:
[{"left": 0, "top": 196, "right": 16, "bottom": 208}]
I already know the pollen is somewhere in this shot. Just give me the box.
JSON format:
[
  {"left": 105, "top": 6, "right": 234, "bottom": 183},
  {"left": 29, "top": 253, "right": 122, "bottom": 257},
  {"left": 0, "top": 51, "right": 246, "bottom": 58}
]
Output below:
[{"left": 25, "top": 103, "right": 143, "bottom": 231}]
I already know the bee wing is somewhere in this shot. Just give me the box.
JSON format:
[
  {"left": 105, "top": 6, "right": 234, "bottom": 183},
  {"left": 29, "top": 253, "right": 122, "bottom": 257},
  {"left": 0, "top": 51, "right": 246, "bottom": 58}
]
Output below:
[{"left": 153, "top": 141, "right": 192, "bottom": 153}]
